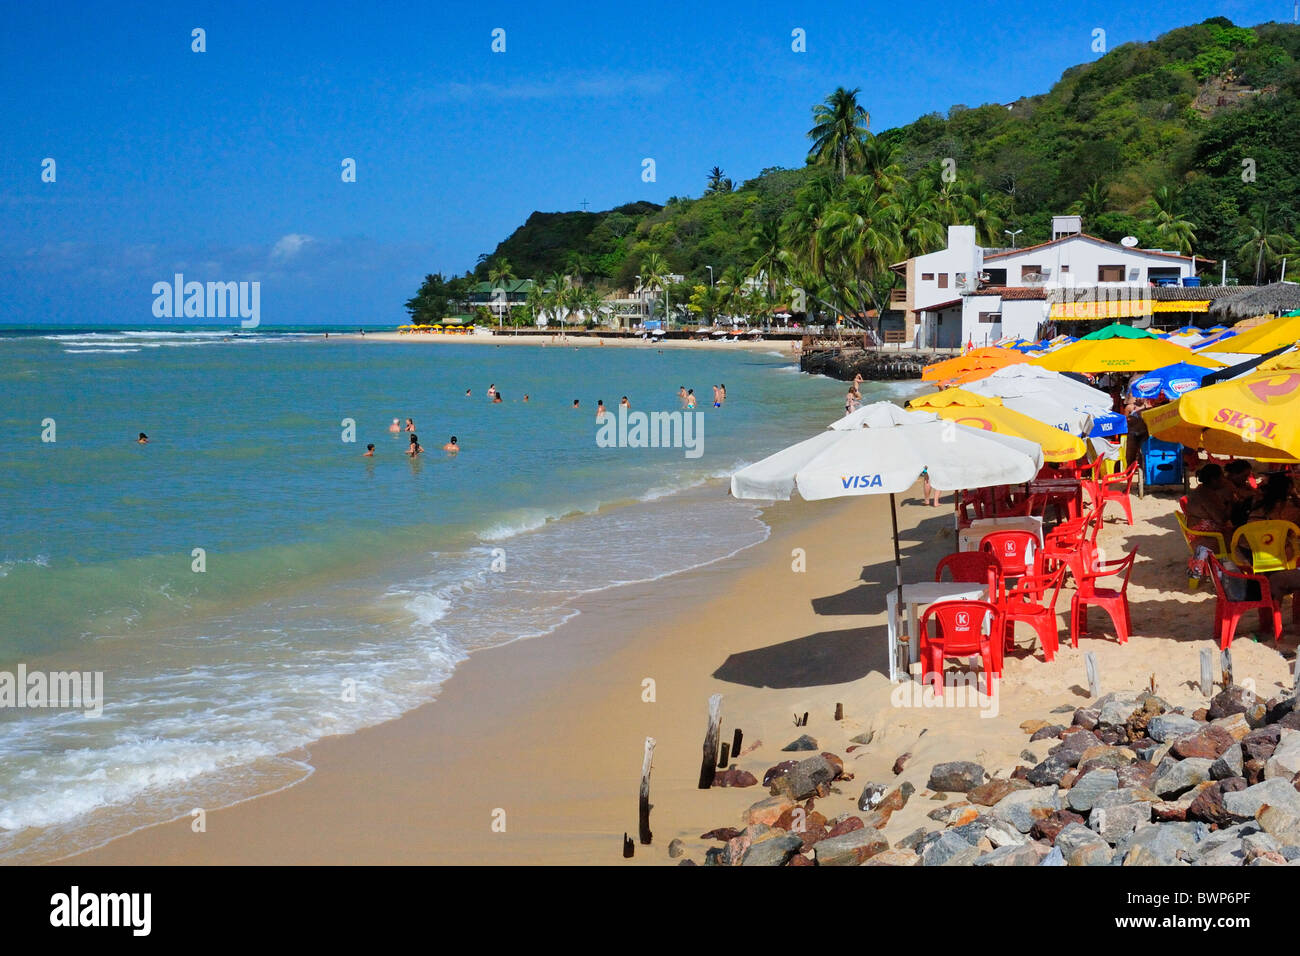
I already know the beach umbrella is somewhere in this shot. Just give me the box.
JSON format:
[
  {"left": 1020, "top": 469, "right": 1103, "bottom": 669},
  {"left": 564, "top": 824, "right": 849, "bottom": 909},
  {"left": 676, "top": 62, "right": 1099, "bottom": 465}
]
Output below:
[
  {"left": 1143, "top": 357, "right": 1300, "bottom": 461},
  {"left": 922, "top": 347, "right": 1029, "bottom": 384},
  {"left": 1031, "top": 336, "right": 1225, "bottom": 374},
  {"left": 958, "top": 365, "right": 1108, "bottom": 436},
  {"left": 1205, "top": 312, "right": 1300, "bottom": 355},
  {"left": 1129, "top": 361, "right": 1216, "bottom": 401},
  {"left": 903, "top": 389, "right": 1087, "bottom": 462},
  {"left": 1080, "top": 323, "right": 1159, "bottom": 341}
]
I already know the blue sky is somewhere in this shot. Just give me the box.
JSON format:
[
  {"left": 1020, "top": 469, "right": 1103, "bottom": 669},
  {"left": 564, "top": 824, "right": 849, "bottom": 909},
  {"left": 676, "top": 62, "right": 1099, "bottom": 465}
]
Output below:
[{"left": 1, "top": 0, "right": 1289, "bottom": 325}]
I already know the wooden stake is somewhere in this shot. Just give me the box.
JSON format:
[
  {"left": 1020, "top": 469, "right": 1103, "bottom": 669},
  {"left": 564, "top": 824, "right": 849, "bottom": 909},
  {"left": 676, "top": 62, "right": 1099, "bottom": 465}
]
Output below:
[
  {"left": 731, "top": 728, "right": 743, "bottom": 757},
  {"left": 834, "top": 702, "right": 844, "bottom": 721},
  {"left": 1084, "top": 652, "right": 1100, "bottom": 699},
  {"left": 802, "top": 711, "right": 809, "bottom": 727},
  {"left": 622, "top": 833, "right": 634, "bottom": 858},
  {"left": 1221, "top": 648, "right": 1233, "bottom": 688},
  {"left": 639, "top": 736, "right": 655, "bottom": 845},
  {"left": 1200, "top": 648, "right": 1214, "bottom": 698},
  {"left": 717, "top": 741, "right": 730, "bottom": 768},
  {"left": 697, "top": 694, "right": 723, "bottom": 789}
]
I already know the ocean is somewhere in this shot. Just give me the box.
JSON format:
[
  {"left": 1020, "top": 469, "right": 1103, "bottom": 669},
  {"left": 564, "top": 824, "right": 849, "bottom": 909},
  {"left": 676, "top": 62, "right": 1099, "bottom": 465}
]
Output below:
[{"left": 0, "top": 328, "right": 904, "bottom": 861}]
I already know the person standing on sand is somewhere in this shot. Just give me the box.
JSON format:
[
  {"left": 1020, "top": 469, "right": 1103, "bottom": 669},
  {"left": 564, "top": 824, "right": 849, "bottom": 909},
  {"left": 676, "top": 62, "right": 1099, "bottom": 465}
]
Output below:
[{"left": 406, "top": 434, "right": 423, "bottom": 456}]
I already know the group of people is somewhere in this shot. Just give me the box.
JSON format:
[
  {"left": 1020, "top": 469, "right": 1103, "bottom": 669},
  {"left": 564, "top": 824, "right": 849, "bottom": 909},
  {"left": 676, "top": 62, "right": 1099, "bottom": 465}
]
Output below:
[
  {"left": 843, "top": 374, "right": 863, "bottom": 415},
  {"left": 677, "top": 384, "right": 726, "bottom": 410},
  {"left": 1185, "top": 462, "right": 1300, "bottom": 601},
  {"left": 378, "top": 415, "right": 456, "bottom": 457}
]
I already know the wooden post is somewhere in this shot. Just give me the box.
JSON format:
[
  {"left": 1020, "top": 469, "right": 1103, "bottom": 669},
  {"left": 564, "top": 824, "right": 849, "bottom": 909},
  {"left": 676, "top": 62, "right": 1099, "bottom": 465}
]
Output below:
[
  {"left": 731, "top": 728, "right": 743, "bottom": 757},
  {"left": 802, "top": 711, "right": 809, "bottom": 727},
  {"left": 639, "top": 736, "right": 655, "bottom": 845},
  {"left": 697, "top": 694, "right": 723, "bottom": 789},
  {"left": 1221, "top": 648, "right": 1233, "bottom": 688},
  {"left": 1200, "top": 648, "right": 1214, "bottom": 698},
  {"left": 622, "top": 833, "right": 634, "bottom": 858},
  {"left": 834, "top": 702, "right": 844, "bottom": 721},
  {"left": 1084, "top": 652, "right": 1100, "bottom": 699},
  {"left": 717, "top": 742, "right": 730, "bottom": 768}
]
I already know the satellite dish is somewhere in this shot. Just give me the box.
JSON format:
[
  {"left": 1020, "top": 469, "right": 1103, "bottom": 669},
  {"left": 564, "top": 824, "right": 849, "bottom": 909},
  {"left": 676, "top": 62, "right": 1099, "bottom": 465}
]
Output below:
[{"left": 1120, "top": 236, "right": 1139, "bottom": 248}]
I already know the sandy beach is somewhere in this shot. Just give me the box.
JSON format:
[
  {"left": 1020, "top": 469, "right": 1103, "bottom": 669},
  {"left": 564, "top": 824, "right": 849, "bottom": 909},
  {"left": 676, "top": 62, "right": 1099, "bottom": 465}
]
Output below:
[
  {"left": 348, "top": 330, "right": 806, "bottom": 353},
  {"left": 67, "top": 473, "right": 1295, "bottom": 866}
]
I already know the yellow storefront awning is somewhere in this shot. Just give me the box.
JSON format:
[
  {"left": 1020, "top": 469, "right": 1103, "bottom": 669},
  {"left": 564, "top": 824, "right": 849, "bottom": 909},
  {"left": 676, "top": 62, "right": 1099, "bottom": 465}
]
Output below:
[
  {"left": 1152, "top": 300, "right": 1210, "bottom": 313},
  {"left": 1050, "top": 299, "right": 1151, "bottom": 320}
]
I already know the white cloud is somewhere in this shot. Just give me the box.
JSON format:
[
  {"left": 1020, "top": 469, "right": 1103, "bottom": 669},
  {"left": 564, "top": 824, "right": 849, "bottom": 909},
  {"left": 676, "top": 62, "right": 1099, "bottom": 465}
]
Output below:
[{"left": 270, "top": 233, "right": 313, "bottom": 261}]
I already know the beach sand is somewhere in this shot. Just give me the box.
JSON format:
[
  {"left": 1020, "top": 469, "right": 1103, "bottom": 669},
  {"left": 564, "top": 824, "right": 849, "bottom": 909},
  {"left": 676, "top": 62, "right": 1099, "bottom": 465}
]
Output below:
[
  {"left": 348, "top": 331, "right": 804, "bottom": 352},
  {"left": 68, "top": 482, "right": 1295, "bottom": 865}
]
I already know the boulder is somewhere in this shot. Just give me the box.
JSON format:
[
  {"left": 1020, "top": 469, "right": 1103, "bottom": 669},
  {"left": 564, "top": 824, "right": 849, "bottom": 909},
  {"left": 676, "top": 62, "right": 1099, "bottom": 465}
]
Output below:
[
  {"left": 762, "top": 761, "right": 798, "bottom": 787},
  {"left": 974, "top": 843, "right": 1048, "bottom": 866},
  {"left": 1147, "top": 713, "right": 1202, "bottom": 743},
  {"left": 824, "top": 816, "right": 864, "bottom": 839},
  {"left": 862, "top": 847, "right": 921, "bottom": 866},
  {"left": 1265, "top": 729, "right": 1300, "bottom": 780},
  {"left": 770, "top": 755, "right": 839, "bottom": 800},
  {"left": 1224, "top": 777, "right": 1300, "bottom": 819},
  {"left": 1153, "top": 757, "right": 1214, "bottom": 798},
  {"left": 1120, "top": 823, "right": 1200, "bottom": 865},
  {"left": 1030, "top": 809, "right": 1087, "bottom": 844},
  {"left": 990, "top": 786, "right": 1062, "bottom": 833},
  {"left": 668, "top": 838, "right": 684, "bottom": 858},
  {"left": 1258, "top": 804, "right": 1300, "bottom": 847},
  {"left": 1090, "top": 801, "right": 1151, "bottom": 844},
  {"left": 1026, "top": 754, "right": 1074, "bottom": 786},
  {"left": 740, "top": 833, "right": 804, "bottom": 866},
  {"left": 1208, "top": 686, "right": 1263, "bottom": 722},
  {"left": 1040, "top": 846, "right": 1066, "bottom": 866},
  {"left": 1030, "top": 724, "right": 1065, "bottom": 741},
  {"left": 1187, "top": 778, "right": 1249, "bottom": 827},
  {"left": 1151, "top": 798, "right": 1193, "bottom": 822},
  {"left": 927, "top": 761, "right": 986, "bottom": 792},
  {"left": 1097, "top": 695, "right": 1141, "bottom": 728},
  {"left": 1212, "top": 713, "right": 1252, "bottom": 742},
  {"left": 712, "top": 768, "right": 758, "bottom": 788},
  {"left": 892, "top": 752, "right": 911, "bottom": 775},
  {"left": 857, "top": 782, "right": 888, "bottom": 811},
  {"left": 920, "top": 830, "right": 981, "bottom": 866},
  {"left": 1068, "top": 769, "right": 1119, "bottom": 812},
  {"left": 877, "top": 782, "right": 916, "bottom": 814},
  {"left": 781, "top": 734, "right": 819, "bottom": 751},
  {"left": 1094, "top": 787, "right": 1160, "bottom": 809},
  {"left": 813, "top": 828, "right": 889, "bottom": 866},
  {"left": 1117, "top": 761, "right": 1158, "bottom": 791},
  {"left": 1242, "top": 726, "right": 1282, "bottom": 762},
  {"left": 1172, "top": 725, "right": 1236, "bottom": 761},
  {"left": 1056, "top": 823, "right": 1113, "bottom": 865},
  {"left": 743, "top": 795, "right": 796, "bottom": 827},
  {"left": 969, "top": 778, "right": 1031, "bottom": 807},
  {"left": 1020, "top": 719, "right": 1049, "bottom": 735},
  {"left": 1073, "top": 707, "right": 1101, "bottom": 730},
  {"left": 1211, "top": 745, "right": 1245, "bottom": 781}
]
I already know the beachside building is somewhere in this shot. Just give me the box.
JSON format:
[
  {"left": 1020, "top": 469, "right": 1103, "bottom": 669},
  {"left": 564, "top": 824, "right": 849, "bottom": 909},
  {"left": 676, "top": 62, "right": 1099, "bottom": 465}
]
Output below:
[{"left": 890, "top": 219, "right": 1207, "bottom": 348}]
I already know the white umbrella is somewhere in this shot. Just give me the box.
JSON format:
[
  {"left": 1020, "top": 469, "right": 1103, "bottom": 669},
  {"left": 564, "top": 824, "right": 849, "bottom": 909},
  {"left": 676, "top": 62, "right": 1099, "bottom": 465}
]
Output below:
[
  {"left": 969, "top": 364, "right": 1112, "bottom": 408},
  {"left": 958, "top": 368, "right": 1108, "bottom": 437},
  {"left": 732, "top": 401, "right": 1044, "bottom": 637}
]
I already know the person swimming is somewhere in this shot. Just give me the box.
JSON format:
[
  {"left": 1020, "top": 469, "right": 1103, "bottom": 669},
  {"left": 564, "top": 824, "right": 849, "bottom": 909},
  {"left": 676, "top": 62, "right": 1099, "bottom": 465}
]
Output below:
[
  {"left": 712, "top": 385, "right": 721, "bottom": 407},
  {"left": 137, "top": 432, "right": 149, "bottom": 444},
  {"left": 443, "top": 436, "right": 458, "bottom": 453},
  {"left": 719, "top": 383, "right": 726, "bottom": 404},
  {"left": 685, "top": 389, "right": 696, "bottom": 409},
  {"left": 596, "top": 400, "right": 606, "bottom": 420},
  {"left": 620, "top": 396, "right": 630, "bottom": 411},
  {"left": 465, "top": 389, "right": 471, "bottom": 397},
  {"left": 572, "top": 399, "right": 580, "bottom": 409},
  {"left": 389, "top": 419, "right": 400, "bottom": 433},
  {"left": 364, "top": 443, "right": 375, "bottom": 457},
  {"left": 405, "top": 418, "right": 415, "bottom": 432},
  {"left": 487, "top": 384, "right": 497, "bottom": 399},
  {"left": 406, "top": 434, "right": 423, "bottom": 455},
  {"left": 492, "top": 392, "right": 503, "bottom": 404},
  {"left": 678, "top": 386, "right": 687, "bottom": 403}
]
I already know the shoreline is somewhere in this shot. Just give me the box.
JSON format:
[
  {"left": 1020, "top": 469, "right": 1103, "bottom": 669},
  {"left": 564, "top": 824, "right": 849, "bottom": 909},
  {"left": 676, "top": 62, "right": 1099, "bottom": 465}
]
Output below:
[{"left": 344, "top": 331, "right": 804, "bottom": 352}]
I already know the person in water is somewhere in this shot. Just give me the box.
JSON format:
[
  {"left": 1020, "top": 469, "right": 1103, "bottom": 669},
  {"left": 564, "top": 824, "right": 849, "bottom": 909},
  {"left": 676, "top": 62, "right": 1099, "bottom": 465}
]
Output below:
[
  {"left": 523, "top": 394, "right": 530, "bottom": 403},
  {"left": 406, "top": 434, "right": 423, "bottom": 455},
  {"left": 685, "top": 389, "right": 696, "bottom": 409},
  {"left": 137, "top": 432, "right": 149, "bottom": 444},
  {"left": 572, "top": 399, "right": 580, "bottom": 409},
  {"left": 405, "top": 418, "right": 415, "bottom": 432},
  {"left": 678, "top": 386, "right": 687, "bottom": 403},
  {"left": 389, "top": 419, "right": 400, "bottom": 433},
  {"left": 719, "top": 383, "right": 726, "bottom": 404},
  {"left": 492, "top": 392, "right": 503, "bottom": 404},
  {"left": 712, "top": 385, "right": 721, "bottom": 408},
  {"left": 364, "top": 443, "right": 375, "bottom": 457},
  {"left": 596, "top": 400, "right": 606, "bottom": 420},
  {"left": 620, "top": 396, "right": 630, "bottom": 411},
  {"left": 443, "top": 436, "right": 458, "bottom": 453},
  {"left": 465, "top": 389, "right": 471, "bottom": 397},
  {"left": 487, "top": 384, "right": 497, "bottom": 399}
]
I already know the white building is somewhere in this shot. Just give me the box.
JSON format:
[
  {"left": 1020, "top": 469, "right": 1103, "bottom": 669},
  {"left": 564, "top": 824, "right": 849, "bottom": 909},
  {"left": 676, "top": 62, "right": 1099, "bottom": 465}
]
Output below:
[{"left": 890, "top": 218, "right": 1206, "bottom": 348}]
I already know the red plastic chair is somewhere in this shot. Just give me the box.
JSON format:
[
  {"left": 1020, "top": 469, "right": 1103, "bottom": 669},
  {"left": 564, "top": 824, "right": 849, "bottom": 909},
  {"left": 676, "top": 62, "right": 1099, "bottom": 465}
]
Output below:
[
  {"left": 1070, "top": 547, "right": 1139, "bottom": 646},
  {"left": 917, "top": 599, "right": 1003, "bottom": 690},
  {"left": 1097, "top": 461, "right": 1139, "bottom": 525},
  {"left": 1041, "top": 509, "right": 1104, "bottom": 586},
  {"left": 936, "top": 551, "right": 1004, "bottom": 604},
  {"left": 1001, "top": 564, "right": 1067, "bottom": 661},
  {"left": 1207, "top": 555, "right": 1282, "bottom": 648},
  {"left": 979, "top": 530, "right": 1040, "bottom": 580}
]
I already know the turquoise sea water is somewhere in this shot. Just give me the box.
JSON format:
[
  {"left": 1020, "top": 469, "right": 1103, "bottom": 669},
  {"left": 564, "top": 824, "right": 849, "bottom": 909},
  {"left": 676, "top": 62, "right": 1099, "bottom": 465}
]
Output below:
[{"left": 0, "top": 328, "right": 900, "bottom": 861}]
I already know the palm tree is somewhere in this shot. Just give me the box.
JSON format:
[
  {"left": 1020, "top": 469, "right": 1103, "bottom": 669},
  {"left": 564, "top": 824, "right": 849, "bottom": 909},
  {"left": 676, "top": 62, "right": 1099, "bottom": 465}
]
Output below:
[
  {"left": 487, "top": 257, "right": 515, "bottom": 327},
  {"left": 748, "top": 220, "right": 788, "bottom": 298},
  {"left": 807, "top": 87, "right": 870, "bottom": 180},
  {"left": 1236, "top": 205, "right": 1295, "bottom": 285},
  {"left": 545, "top": 271, "right": 568, "bottom": 331},
  {"left": 705, "top": 166, "right": 733, "bottom": 194},
  {"left": 525, "top": 281, "right": 547, "bottom": 326},
  {"left": 1143, "top": 186, "right": 1196, "bottom": 255},
  {"left": 1070, "top": 180, "right": 1110, "bottom": 224},
  {"left": 565, "top": 252, "right": 593, "bottom": 285},
  {"left": 641, "top": 252, "right": 672, "bottom": 326}
]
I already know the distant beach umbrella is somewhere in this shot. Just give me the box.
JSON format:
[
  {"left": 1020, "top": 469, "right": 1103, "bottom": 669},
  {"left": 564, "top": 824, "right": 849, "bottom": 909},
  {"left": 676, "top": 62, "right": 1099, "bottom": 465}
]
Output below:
[{"left": 1129, "top": 361, "right": 1216, "bottom": 401}]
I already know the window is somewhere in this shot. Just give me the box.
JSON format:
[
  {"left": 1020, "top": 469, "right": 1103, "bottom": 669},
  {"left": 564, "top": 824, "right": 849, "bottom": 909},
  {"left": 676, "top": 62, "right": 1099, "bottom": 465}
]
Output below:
[
  {"left": 1098, "top": 265, "right": 1124, "bottom": 282},
  {"left": 984, "top": 268, "right": 1007, "bottom": 285},
  {"left": 978, "top": 312, "right": 1001, "bottom": 324},
  {"left": 921, "top": 272, "right": 934, "bottom": 281},
  {"left": 1021, "top": 265, "right": 1042, "bottom": 280},
  {"left": 937, "top": 273, "right": 949, "bottom": 288},
  {"left": 1060, "top": 265, "right": 1070, "bottom": 274}
]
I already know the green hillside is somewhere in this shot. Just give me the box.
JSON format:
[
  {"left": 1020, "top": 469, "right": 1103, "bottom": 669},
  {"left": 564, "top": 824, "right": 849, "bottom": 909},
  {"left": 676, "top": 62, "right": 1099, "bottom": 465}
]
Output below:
[{"left": 417, "top": 17, "right": 1300, "bottom": 326}]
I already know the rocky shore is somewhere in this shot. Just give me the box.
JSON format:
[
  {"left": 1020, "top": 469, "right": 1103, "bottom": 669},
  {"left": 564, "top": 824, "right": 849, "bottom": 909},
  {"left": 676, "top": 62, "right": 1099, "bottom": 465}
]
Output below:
[
  {"left": 799, "top": 347, "right": 947, "bottom": 382},
  {"left": 686, "top": 684, "right": 1300, "bottom": 866}
]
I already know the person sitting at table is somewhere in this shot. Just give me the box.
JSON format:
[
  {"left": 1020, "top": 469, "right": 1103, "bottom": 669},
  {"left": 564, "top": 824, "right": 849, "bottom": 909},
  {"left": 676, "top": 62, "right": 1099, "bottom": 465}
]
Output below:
[
  {"left": 1186, "top": 464, "right": 1234, "bottom": 585},
  {"left": 1222, "top": 459, "right": 1257, "bottom": 527},
  {"left": 1234, "top": 476, "right": 1300, "bottom": 606}
]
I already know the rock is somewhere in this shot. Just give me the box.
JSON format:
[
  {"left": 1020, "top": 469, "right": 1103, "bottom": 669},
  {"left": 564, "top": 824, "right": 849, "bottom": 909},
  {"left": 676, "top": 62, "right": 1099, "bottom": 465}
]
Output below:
[
  {"left": 1057, "top": 823, "right": 1114, "bottom": 865},
  {"left": 984, "top": 824, "right": 1028, "bottom": 848},
  {"left": 1059, "top": 770, "right": 1080, "bottom": 790},
  {"left": 743, "top": 795, "right": 796, "bottom": 827},
  {"left": 1266, "top": 729, "right": 1300, "bottom": 780},
  {"left": 1258, "top": 804, "right": 1300, "bottom": 847},
  {"left": 944, "top": 805, "right": 981, "bottom": 827},
  {"left": 1224, "top": 777, "right": 1300, "bottom": 819},
  {"left": 1187, "top": 778, "right": 1249, "bottom": 827},
  {"left": 741, "top": 832, "right": 804, "bottom": 866},
  {"left": 813, "top": 828, "right": 889, "bottom": 866},
  {"left": 1172, "top": 725, "right": 1236, "bottom": 761},
  {"left": 1030, "top": 810, "right": 1087, "bottom": 844},
  {"left": 927, "top": 761, "right": 986, "bottom": 792},
  {"left": 1117, "top": 761, "right": 1158, "bottom": 791},
  {"left": 1077, "top": 747, "right": 1138, "bottom": 777},
  {"left": 920, "top": 830, "right": 980, "bottom": 866},
  {"left": 892, "top": 752, "right": 911, "bottom": 775},
  {"left": 1147, "top": 713, "right": 1202, "bottom": 743},
  {"left": 1121, "top": 823, "right": 1200, "bottom": 865},
  {"left": 775, "top": 807, "right": 826, "bottom": 832},
  {"left": 667, "top": 838, "right": 685, "bottom": 858},
  {"left": 1154, "top": 757, "right": 1214, "bottom": 798},
  {"left": 1073, "top": 707, "right": 1101, "bottom": 729},
  {"left": 1098, "top": 696, "right": 1141, "bottom": 728},
  {"left": 849, "top": 732, "right": 874, "bottom": 745},
  {"left": 1030, "top": 724, "right": 1064, "bottom": 741},
  {"left": 1051, "top": 728, "right": 1103, "bottom": 763},
  {"left": 1211, "top": 745, "right": 1245, "bottom": 781},
  {"left": 1068, "top": 769, "right": 1119, "bottom": 812},
  {"left": 898, "top": 828, "right": 929, "bottom": 851},
  {"left": 1040, "top": 846, "right": 1066, "bottom": 866},
  {"left": 824, "top": 816, "right": 864, "bottom": 839},
  {"left": 990, "top": 786, "right": 1062, "bottom": 833},
  {"left": 857, "top": 783, "right": 888, "bottom": 811},
  {"left": 1208, "top": 686, "right": 1262, "bottom": 722},
  {"left": 1026, "top": 755, "right": 1074, "bottom": 786},
  {"left": 1094, "top": 787, "right": 1160, "bottom": 809},
  {"left": 786, "top": 852, "right": 814, "bottom": 866},
  {"left": 969, "top": 778, "right": 1031, "bottom": 807},
  {"left": 1152, "top": 799, "right": 1193, "bottom": 822},
  {"left": 974, "top": 843, "right": 1048, "bottom": 866},
  {"left": 1243, "top": 726, "right": 1282, "bottom": 762},
  {"left": 720, "top": 831, "right": 750, "bottom": 865},
  {"left": 1091, "top": 802, "right": 1151, "bottom": 843},
  {"left": 701, "top": 826, "right": 743, "bottom": 842},
  {"left": 782, "top": 734, "right": 819, "bottom": 751},
  {"left": 1019, "top": 750, "right": 1038, "bottom": 763},
  {"left": 1212, "top": 713, "right": 1252, "bottom": 742},
  {"left": 762, "top": 761, "right": 798, "bottom": 787},
  {"left": 877, "top": 782, "right": 915, "bottom": 814},
  {"left": 1010, "top": 765, "right": 1032, "bottom": 781},
  {"left": 1244, "top": 758, "right": 1267, "bottom": 786},
  {"left": 769, "top": 755, "right": 838, "bottom": 800},
  {"left": 1051, "top": 704, "right": 1076, "bottom": 714},
  {"left": 1020, "top": 719, "right": 1049, "bottom": 734},
  {"left": 862, "top": 847, "right": 921, "bottom": 866},
  {"left": 711, "top": 768, "right": 758, "bottom": 788}
]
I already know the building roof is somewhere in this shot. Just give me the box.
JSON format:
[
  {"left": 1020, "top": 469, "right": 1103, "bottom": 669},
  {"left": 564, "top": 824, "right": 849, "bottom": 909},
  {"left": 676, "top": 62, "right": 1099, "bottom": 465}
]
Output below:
[
  {"left": 983, "top": 233, "right": 1212, "bottom": 264},
  {"left": 471, "top": 279, "right": 535, "bottom": 294},
  {"left": 1209, "top": 283, "right": 1300, "bottom": 320},
  {"left": 1152, "top": 284, "right": 1255, "bottom": 300},
  {"left": 969, "top": 286, "right": 1047, "bottom": 300}
]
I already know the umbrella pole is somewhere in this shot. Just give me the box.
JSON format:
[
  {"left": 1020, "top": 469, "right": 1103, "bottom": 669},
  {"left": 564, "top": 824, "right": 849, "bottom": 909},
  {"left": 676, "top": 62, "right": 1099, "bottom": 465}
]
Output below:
[{"left": 891, "top": 492, "right": 906, "bottom": 679}]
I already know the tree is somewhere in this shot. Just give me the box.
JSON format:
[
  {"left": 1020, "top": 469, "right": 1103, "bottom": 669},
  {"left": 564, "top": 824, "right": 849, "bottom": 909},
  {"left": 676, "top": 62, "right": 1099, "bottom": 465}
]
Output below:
[
  {"left": 1143, "top": 185, "right": 1197, "bottom": 254},
  {"left": 640, "top": 252, "right": 672, "bottom": 326},
  {"left": 404, "top": 273, "right": 456, "bottom": 325},
  {"left": 807, "top": 87, "right": 870, "bottom": 180},
  {"left": 1070, "top": 180, "right": 1111, "bottom": 224},
  {"left": 1236, "top": 204, "right": 1295, "bottom": 284},
  {"left": 487, "top": 257, "right": 516, "bottom": 327},
  {"left": 706, "top": 166, "right": 734, "bottom": 194}
]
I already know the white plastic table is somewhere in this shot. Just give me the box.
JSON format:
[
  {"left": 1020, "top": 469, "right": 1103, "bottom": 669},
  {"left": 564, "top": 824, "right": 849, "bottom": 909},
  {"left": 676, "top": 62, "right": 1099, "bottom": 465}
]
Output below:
[
  {"left": 958, "top": 516, "right": 1044, "bottom": 553},
  {"left": 884, "top": 582, "right": 988, "bottom": 682}
]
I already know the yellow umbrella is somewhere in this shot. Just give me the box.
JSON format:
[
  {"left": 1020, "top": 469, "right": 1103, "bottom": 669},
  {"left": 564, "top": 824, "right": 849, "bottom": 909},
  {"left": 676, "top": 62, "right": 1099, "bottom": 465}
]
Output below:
[
  {"left": 1030, "top": 337, "right": 1224, "bottom": 374},
  {"left": 907, "top": 388, "right": 1087, "bottom": 462},
  {"left": 1216, "top": 314, "right": 1300, "bottom": 355},
  {"left": 921, "top": 348, "right": 1028, "bottom": 383},
  {"left": 1143, "top": 366, "right": 1300, "bottom": 461}
]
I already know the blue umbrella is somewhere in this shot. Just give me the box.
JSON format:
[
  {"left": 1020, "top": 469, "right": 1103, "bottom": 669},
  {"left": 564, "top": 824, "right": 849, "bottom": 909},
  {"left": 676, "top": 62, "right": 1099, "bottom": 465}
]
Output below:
[{"left": 1130, "top": 361, "right": 1215, "bottom": 401}]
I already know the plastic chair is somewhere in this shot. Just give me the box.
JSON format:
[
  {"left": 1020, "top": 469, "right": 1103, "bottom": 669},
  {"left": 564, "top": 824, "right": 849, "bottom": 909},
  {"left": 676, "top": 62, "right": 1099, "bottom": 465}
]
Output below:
[
  {"left": 936, "top": 550, "right": 1004, "bottom": 607},
  {"left": 1001, "top": 564, "right": 1068, "bottom": 662},
  {"left": 1175, "top": 511, "right": 1231, "bottom": 589},
  {"left": 1040, "top": 509, "right": 1103, "bottom": 586},
  {"left": 1141, "top": 437, "right": 1184, "bottom": 488},
  {"left": 1207, "top": 555, "right": 1281, "bottom": 648},
  {"left": 980, "top": 530, "right": 1040, "bottom": 580},
  {"left": 1231, "top": 520, "right": 1300, "bottom": 575},
  {"left": 1096, "top": 461, "right": 1139, "bottom": 525},
  {"left": 917, "top": 599, "right": 1003, "bottom": 690},
  {"left": 1070, "top": 547, "right": 1139, "bottom": 647}
]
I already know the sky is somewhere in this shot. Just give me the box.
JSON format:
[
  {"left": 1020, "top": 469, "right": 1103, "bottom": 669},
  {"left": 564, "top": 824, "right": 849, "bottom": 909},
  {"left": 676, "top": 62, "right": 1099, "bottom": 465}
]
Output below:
[{"left": 0, "top": 0, "right": 1291, "bottom": 325}]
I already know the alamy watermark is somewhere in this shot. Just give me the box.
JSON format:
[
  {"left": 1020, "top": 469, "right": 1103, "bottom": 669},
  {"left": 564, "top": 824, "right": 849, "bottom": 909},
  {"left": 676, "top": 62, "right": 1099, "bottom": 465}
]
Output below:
[
  {"left": 596, "top": 406, "right": 704, "bottom": 459},
  {"left": 0, "top": 664, "right": 104, "bottom": 717},
  {"left": 891, "top": 670, "right": 1000, "bottom": 719},
  {"left": 152, "top": 273, "right": 260, "bottom": 328}
]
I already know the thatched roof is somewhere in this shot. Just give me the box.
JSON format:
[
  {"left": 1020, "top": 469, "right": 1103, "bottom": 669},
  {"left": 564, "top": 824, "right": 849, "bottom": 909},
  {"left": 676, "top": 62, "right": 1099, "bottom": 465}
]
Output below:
[{"left": 1208, "top": 283, "right": 1300, "bottom": 320}]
